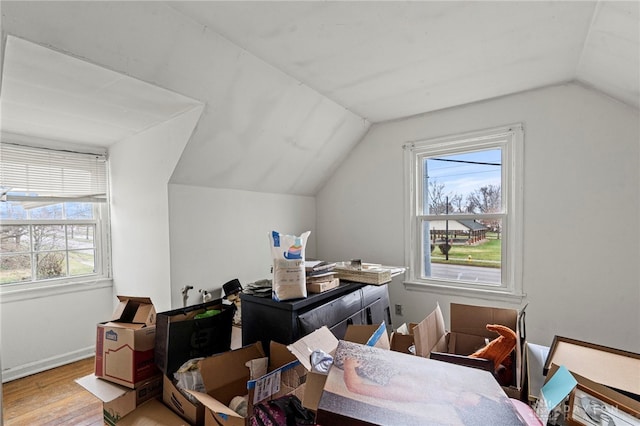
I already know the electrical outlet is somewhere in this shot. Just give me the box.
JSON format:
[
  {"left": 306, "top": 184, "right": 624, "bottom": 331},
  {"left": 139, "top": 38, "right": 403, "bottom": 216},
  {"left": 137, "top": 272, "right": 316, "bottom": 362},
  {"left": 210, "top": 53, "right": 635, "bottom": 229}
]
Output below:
[{"left": 395, "top": 304, "right": 403, "bottom": 316}]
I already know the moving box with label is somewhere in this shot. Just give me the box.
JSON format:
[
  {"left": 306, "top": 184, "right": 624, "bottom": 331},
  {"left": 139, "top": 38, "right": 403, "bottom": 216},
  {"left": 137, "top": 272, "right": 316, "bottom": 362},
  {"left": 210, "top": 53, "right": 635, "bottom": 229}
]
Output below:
[{"left": 95, "top": 296, "right": 158, "bottom": 388}]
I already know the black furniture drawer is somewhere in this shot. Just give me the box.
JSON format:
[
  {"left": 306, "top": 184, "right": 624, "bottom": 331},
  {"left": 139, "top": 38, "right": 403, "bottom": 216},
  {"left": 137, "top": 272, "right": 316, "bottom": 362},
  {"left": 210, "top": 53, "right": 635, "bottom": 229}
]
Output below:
[
  {"left": 241, "top": 282, "right": 391, "bottom": 355},
  {"left": 298, "top": 288, "right": 363, "bottom": 335}
]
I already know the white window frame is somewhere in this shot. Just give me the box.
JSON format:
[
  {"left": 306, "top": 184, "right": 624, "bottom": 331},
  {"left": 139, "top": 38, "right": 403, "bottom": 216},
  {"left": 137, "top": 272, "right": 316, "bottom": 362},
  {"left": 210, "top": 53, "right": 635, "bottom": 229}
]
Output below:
[
  {"left": 403, "top": 124, "right": 524, "bottom": 301},
  {"left": 0, "top": 142, "right": 112, "bottom": 302}
]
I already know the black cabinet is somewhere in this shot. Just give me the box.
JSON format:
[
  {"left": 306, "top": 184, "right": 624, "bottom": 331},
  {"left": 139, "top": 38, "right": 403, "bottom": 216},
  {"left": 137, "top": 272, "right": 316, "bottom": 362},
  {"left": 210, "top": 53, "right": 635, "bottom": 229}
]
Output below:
[{"left": 240, "top": 282, "right": 392, "bottom": 354}]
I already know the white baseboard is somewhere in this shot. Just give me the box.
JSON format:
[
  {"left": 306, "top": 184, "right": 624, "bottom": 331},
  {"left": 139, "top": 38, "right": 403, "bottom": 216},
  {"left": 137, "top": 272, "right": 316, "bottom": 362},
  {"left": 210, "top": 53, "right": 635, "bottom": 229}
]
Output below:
[{"left": 1, "top": 346, "right": 95, "bottom": 383}]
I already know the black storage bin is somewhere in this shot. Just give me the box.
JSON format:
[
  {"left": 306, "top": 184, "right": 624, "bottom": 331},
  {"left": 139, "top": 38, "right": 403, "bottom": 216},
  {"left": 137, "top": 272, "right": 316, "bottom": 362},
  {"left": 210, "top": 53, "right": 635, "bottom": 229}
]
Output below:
[{"left": 155, "top": 298, "right": 235, "bottom": 376}]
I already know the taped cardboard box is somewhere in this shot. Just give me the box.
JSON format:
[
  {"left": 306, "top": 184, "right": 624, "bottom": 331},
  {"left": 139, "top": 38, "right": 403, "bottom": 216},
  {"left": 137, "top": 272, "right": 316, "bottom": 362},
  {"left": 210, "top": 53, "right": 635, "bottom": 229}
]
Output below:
[
  {"left": 75, "top": 373, "right": 162, "bottom": 425},
  {"left": 412, "top": 303, "right": 526, "bottom": 400},
  {"left": 164, "top": 341, "right": 306, "bottom": 426},
  {"left": 155, "top": 298, "right": 235, "bottom": 376},
  {"left": 287, "top": 322, "right": 390, "bottom": 411},
  {"left": 95, "top": 296, "right": 158, "bottom": 388}
]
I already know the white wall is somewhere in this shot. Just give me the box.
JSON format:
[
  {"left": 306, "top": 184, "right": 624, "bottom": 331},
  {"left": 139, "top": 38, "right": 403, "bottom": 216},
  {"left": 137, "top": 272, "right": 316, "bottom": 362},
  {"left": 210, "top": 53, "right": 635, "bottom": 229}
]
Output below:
[
  {"left": 168, "top": 184, "right": 316, "bottom": 307},
  {"left": 0, "top": 2, "right": 359, "bottom": 381},
  {"left": 0, "top": 104, "right": 203, "bottom": 384},
  {"left": 317, "top": 83, "right": 640, "bottom": 353},
  {"left": 109, "top": 106, "right": 203, "bottom": 313},
  {"left": 0, "top": 283, "right": 113, "bottom": 382}
]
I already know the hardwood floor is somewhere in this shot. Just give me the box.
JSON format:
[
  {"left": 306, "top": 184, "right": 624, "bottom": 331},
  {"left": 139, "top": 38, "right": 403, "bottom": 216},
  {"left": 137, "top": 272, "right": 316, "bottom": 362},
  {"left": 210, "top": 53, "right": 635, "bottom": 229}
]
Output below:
[
  {"left": 2, "top": 357, "right": 103, "bottom": 426},
  {"left": 1, "top": 327, "right": 242, "bottom": 425}
]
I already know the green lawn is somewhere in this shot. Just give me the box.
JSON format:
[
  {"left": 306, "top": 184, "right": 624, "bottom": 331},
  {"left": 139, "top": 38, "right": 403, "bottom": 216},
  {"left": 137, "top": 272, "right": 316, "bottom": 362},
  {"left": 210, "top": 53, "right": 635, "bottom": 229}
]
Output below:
[
  {"left": 1, "top": 251, "right": 95, "bottom": 284},
  {"left": 431, "top": 235, "right": 501, "bottom": 268}
]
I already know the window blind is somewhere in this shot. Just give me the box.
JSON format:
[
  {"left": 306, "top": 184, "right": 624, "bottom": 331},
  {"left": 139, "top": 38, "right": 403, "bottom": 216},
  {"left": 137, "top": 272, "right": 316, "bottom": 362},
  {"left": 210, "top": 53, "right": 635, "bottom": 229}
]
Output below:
[{"left": 0, "top": 143, "right": 108, "bottom": 202}]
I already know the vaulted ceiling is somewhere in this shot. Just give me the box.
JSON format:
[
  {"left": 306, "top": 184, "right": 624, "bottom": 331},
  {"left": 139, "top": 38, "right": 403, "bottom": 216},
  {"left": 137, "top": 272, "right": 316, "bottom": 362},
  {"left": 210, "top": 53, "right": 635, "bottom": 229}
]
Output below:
[
  {"left": 1, "top": 1, "right": 638, "bottom": 195},
  {"left": 169, "top": 1, "right": 639, "bottom": 121}
]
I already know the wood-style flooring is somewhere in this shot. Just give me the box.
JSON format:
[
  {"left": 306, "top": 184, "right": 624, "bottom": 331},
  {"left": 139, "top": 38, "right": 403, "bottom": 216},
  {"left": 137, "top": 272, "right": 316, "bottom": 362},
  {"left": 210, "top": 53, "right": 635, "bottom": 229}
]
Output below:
[{"left": 2, "top": 357, "right": 103, "bottom": 426}]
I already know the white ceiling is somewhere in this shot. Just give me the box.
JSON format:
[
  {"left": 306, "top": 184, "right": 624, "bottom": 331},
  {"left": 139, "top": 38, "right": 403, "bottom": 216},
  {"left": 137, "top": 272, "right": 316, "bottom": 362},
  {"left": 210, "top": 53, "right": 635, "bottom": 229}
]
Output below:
[
  {"left": 1, "top": 35, "right": 202, "bottom": 148},
  {"left": 168, "top": 1, "right": 639, "bottom": 122},
  {"left": 0, "top": 1, "right": 638, "bottom": 194}
]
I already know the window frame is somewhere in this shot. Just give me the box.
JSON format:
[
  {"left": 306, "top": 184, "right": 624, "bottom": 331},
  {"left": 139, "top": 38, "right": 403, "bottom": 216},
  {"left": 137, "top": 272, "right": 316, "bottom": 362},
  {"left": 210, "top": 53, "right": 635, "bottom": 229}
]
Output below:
[
  {"left": 403, "top": 124, "right": 524, "bottom": 301},
  {"left": 0, "top": 142, "right": 112, "bottom": 301}
]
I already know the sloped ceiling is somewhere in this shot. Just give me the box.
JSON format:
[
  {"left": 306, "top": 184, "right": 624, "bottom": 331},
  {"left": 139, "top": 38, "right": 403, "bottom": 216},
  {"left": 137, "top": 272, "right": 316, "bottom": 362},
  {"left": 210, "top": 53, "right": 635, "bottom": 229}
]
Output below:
[
  {"left": 170, "top": 1, "right": 639, "bottom": 121},
  {"left": 1, "top": 1, "right": 638, "bottom": 195},
  {"left": 1, "top": 36, "right": 203, "bottom": 149}
]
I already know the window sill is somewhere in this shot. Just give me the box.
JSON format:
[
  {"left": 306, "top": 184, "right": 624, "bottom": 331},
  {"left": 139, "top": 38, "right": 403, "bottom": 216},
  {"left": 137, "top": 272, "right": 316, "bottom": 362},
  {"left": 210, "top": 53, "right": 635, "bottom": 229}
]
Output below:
[
  {"left": 0, "top": 277, "right": 113, "bottom": 304},
  {"left": 403, "top": 279, "right": 525, "bottom": 304}
]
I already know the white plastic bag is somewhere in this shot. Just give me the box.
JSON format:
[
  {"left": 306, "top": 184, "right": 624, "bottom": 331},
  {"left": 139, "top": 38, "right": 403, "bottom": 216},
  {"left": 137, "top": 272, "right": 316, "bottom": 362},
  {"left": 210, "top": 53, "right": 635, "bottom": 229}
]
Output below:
[
  {"left": 269, "top": 230, "right": 310, "bottom": 301},
  {"left": 173, "top": 357, "right": 205, "bottom": 403}
]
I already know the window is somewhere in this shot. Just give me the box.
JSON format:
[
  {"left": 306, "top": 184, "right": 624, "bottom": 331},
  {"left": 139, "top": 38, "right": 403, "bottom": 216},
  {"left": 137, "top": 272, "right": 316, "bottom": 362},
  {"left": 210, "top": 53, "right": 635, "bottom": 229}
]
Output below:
[
  {"left": 0, "top": 143, "right": 110, "bottom": 288},
  {"left": 404, "top": 124, "right": 523, "bottom": 299}
]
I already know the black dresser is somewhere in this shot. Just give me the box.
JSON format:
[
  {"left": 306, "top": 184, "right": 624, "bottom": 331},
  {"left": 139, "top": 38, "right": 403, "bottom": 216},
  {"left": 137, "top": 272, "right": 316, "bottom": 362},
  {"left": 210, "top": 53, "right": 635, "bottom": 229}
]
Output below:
[{"left": 240, "top": 282, "right": 392, "bottom": 354}]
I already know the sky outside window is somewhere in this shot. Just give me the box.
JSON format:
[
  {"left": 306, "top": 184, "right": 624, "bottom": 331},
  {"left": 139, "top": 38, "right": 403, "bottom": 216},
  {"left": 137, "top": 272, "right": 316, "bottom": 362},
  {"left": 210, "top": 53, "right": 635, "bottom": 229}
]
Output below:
[{"left": 425, "top": 149, "right": 501, "bottom": 206}]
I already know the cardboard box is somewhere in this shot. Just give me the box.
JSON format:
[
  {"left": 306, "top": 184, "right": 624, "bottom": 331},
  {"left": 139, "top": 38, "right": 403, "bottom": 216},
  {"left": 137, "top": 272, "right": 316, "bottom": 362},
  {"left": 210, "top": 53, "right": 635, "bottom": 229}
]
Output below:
[
  {"left": 306, "top": 277, "right": 340, "bottom": 293},
  {"left": 389, "top": 322, "right": 418, "bottom": 354},
  {"left": 164, "top": 341, "right": 307, "bottom": 426},
  {"left": 246, "top": 342, "right": 306, "bottom": 412},
  {"left": 316, "top": 340, "right": 524, "bottom": 426},
  {"left": 287, "top": 322, "right": 390, "bottom": 411},
  {"left": 544, "top": 336, "right": 640, "bottom": 399},
  {"left": 412, "top": 303, "right": 526, "bottom": 399},
  {"left": 95, "top": 296, "right": 158, "bottom": 388},
  {"left": 75, "top": 373, "right": 162, "bottom": 425},
  {"left": 155, "top": 298, "right": 235, "bottom": 377},
  {"left": 116, "top": 398, "right": 190, "bottom": 426},
  {"left": 163, "top": 342, "right": 263, "bottom": 426}
]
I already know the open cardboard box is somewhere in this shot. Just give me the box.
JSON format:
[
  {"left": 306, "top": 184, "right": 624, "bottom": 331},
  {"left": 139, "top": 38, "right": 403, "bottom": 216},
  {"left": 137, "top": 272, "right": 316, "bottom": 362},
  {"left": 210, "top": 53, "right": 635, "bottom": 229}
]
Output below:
[
  {"left": 411, "top": 302, "right": 526, "bottom": 400},
  {"left": 114, "top": 398, "right": 190, "bottom": 426},
  {"left": 389, "top": 322, "right": 418, "bottom": 354},
  {"left": 76, "top": 373, "right": 162, "bottom": 425},
  {"left": 287, "top": 322, "right": 390, "bottom": 411},
  {"left": 164, "top": 341, "right": 306, "bottom": 426},
  {"left": 95, "top": 296, "right": 158, "bottom": 388}
]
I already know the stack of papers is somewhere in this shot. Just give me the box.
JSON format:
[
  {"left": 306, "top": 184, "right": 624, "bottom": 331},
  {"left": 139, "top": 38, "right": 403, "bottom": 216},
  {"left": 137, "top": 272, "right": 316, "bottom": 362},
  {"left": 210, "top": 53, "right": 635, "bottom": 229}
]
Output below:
[
  {"left": 243, "top": 279, "right": 272, "bottom": 297},
  {"left": 305, "top": 260, "right": 339, "bottom": 293}
]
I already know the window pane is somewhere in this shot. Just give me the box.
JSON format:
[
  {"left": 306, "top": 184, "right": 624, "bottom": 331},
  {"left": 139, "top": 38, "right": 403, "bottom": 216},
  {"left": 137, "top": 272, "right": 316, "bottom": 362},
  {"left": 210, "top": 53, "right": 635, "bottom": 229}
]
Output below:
[
  {"left": 29, "top": 203, "right": 64, "bottom": 220},
  {"left": 424, "top": 149, "right": 502, "bottom": 215},
  {"left": 0, "top": 254, "right": 32, "bottom": 284},
  {"left": 1, "top": 144, "right": 110, "bottom": 286},
  {"left": 67, "top": 225, "right": 95, "bottom": 249},
  {"left": 65, "top": 202, "right": 94, "bottom": 220},
  {"left": 0, "top": 199, "right": 27, "bottom": 220},
  {"left": 32, "top": 225, "right": 66, "bottom": 251},
  {"left": 0, "top": 225, "right": 31, "bottom": 252},
  {"left": 36, "top": 251, "right": 67, "bottom": 280},
  {"left": 69, "top": 249, "right": 96, "bottom": 276},
  {"left": 422, "top": 218, "right": 502, "bottom": 285}
]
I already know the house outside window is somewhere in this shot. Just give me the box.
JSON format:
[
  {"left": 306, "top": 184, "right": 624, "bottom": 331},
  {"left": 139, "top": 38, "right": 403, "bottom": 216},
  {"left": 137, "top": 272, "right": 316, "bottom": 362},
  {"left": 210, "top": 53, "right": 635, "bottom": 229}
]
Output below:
[
  {"left": 0, "top": 143, "right": 110, "bottom": 289},
  {"left": 404, "top": 124, "right": 524, "bottom": 300}
]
